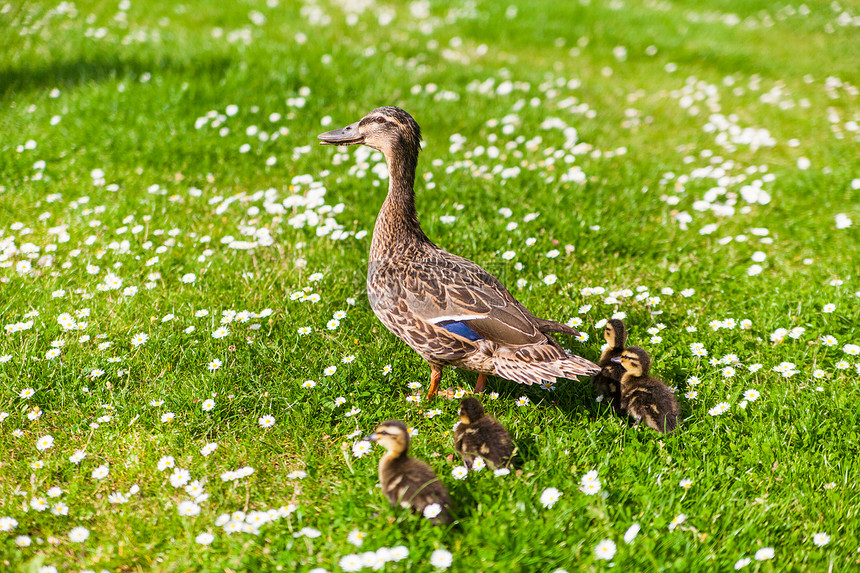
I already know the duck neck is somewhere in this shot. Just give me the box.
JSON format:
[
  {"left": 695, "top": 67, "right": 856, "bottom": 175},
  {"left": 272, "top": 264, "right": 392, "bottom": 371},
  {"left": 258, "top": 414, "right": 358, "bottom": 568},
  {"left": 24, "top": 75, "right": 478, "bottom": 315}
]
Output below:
[
  {"left": 381, "top": 446, "right": 408, "bottom": 465},
  {"left": 370, "top": 145, "right": 428, "bottom": 260},
  {"left": 598, "top": 346, "right": 616, "bottom": 366},
  {"left": 620, "top": 371, "right": 646, "bottom": 389}
]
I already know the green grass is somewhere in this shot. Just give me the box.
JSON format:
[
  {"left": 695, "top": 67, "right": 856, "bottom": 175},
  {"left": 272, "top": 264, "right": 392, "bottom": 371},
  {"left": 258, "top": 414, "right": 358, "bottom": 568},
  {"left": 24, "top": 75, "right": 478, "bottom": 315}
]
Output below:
[{"left": 1, "top": 0, "right": 859, "bottom": 571}]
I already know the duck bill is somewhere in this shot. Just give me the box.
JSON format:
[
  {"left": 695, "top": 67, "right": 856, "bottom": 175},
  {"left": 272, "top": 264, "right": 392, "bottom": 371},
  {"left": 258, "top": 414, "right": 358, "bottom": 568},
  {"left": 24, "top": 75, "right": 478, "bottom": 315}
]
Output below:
[
  {"left": 364, "top": 433, "right": 378, "bottom": 442},
  {"left": 611, "top": 356, "right": 622, "bottom": 363},
  {"left": 318, "top": 121, "right": 364, "bottom": 145}
]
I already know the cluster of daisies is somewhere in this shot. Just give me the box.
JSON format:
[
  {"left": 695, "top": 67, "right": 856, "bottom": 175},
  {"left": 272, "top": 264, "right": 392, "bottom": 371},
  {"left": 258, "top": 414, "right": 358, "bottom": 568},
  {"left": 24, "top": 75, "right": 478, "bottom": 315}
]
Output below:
[{"left": 538, "top": 473, "right": 783, "bottom": 569}]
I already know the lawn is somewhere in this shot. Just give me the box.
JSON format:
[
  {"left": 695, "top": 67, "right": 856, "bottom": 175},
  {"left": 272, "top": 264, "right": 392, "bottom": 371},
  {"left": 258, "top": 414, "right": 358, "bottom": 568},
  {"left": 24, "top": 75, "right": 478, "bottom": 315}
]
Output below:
[{"left": 1, "top": 0, "right": 858, "bottom": 571}]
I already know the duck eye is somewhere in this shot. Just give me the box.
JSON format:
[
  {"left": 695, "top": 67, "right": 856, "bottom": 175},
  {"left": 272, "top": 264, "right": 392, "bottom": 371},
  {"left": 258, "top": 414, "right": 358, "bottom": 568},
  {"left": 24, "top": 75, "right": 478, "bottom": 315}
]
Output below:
[{"left": 375, "top": 117, "right": 386, "bottom": 124}]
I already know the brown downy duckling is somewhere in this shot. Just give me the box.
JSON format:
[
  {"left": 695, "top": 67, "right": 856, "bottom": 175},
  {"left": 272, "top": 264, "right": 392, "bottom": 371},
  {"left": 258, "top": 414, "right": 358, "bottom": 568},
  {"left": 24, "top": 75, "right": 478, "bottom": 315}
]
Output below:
[
  {"left": 454, "top": 397, "right": 513, "bottom": 469},
  {"left": 613, "top": 346, "right": 680, "bottom": 434},
  {"left": 591, "top": 319, "right": 627, "bottom": 413},
  {"left": 367, "top": 420, "right": 452, "bottom": 525}
]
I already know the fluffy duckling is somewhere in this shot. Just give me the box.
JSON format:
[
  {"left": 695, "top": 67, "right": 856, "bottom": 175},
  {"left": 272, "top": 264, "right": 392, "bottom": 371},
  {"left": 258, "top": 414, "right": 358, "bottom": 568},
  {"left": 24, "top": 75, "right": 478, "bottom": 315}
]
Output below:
[
  {"left": 367, "top": 420, "right": 452, "bottom": 525},
  {"left": 591, "top": 319, "right": 627, "bottom": 413},
  {"left": 613, "top": 346, "right": 680, "bottom": 434},
  {"left": 454, "top": 397, "right": 513, "bottom": 469}
]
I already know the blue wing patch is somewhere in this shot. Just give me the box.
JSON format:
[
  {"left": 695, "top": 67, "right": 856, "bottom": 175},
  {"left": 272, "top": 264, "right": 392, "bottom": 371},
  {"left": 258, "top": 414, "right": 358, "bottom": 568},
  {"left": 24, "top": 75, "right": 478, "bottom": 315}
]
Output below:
[{"left": 437, "top": 320, "right": 483, "bottom": 341}]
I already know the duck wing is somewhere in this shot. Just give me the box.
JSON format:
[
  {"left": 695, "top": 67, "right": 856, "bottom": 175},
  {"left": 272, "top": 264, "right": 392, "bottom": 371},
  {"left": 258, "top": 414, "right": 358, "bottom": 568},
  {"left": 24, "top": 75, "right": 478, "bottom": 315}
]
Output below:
[
  {"left": 370, "top": 251, "right": 557, "bottom": 347},
  {"left": 369, "top": 250, "right": 599, "bottom": 382}
]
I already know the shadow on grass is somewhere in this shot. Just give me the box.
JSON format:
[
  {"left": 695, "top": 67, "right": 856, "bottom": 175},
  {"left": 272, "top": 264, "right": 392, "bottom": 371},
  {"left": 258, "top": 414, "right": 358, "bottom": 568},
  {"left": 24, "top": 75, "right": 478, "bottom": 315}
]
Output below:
[{"left": 0, "top": 53, "right": 232, "bottom": 98}]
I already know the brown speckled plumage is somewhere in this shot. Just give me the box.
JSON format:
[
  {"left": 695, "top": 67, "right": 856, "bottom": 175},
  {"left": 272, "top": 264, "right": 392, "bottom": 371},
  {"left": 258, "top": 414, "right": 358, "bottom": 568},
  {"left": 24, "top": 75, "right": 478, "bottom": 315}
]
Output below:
[
  {"left": 454, "top": 397, "right": 513, "bottom": 469},
  {"left": 368, "top": 420, "right": 452, "bottom": 525},
  {"left": 617, "top": 346, "right": 680, "bottom": 434},
  {"left": 592, "top": 319, "right": 627, "bottom": 413},
  {"left": 319, "top": 107, "right": 599, "bottom": 398}
]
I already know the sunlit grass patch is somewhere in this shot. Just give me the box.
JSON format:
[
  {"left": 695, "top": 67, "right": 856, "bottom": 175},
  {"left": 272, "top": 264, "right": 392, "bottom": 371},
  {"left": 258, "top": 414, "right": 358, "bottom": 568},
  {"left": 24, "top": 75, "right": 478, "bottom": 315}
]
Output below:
[{"left": 1, "top": 0, "right": 859, "bottom": 571}]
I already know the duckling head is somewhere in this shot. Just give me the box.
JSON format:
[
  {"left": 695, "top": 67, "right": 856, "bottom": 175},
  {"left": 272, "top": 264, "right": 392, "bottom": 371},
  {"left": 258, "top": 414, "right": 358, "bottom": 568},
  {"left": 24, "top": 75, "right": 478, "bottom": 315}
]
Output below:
[
  {"left": 604, "top": 319, "right": 627, "bottom": 349},
  {"left": 367, "top": 419, "right": 410, "bottom": 456},
  {"left": 613, "top": 345, "right": 651, "bottom": 377},
  {"left": 318, "top": 106, "right": 422, "bottom": 158},
  {"left": 459, "top": 397, "right": 485, "bottom": 424}
]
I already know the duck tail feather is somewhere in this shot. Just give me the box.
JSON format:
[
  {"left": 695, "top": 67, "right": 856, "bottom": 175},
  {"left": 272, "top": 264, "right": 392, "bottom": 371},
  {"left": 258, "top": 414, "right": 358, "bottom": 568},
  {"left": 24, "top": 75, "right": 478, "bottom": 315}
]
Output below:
[
  {"left": 535, "top": 318, "right": 582, "bottom": 337},
  {"left": 491, "top": 346, "right": 600, "bottom": 385}
]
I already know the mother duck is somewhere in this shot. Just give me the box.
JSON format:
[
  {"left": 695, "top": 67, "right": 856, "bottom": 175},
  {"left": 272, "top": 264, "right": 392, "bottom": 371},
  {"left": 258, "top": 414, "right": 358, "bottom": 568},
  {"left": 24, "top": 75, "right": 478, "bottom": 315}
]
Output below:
[{"left": 318, "top": 106, "right": 599, "bottom": 399}]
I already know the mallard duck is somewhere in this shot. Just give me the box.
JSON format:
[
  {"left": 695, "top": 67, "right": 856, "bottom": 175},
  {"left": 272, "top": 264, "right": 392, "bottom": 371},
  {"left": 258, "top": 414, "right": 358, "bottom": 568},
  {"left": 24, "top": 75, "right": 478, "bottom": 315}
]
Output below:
[
  {"left": 366, "top": 420, "right": 452, "bottom": 525},
  {"left": 318, "top": 106, "right": 599, "bottom": 399},
  {"left": 613, "top": 346, "right": 680, "bottom": 434},
  {"left": 454, "top": 397, "right": 513, "bottom": 469},
  {"left": 591, "top": 319, "right": 627, "bottom": 413}
]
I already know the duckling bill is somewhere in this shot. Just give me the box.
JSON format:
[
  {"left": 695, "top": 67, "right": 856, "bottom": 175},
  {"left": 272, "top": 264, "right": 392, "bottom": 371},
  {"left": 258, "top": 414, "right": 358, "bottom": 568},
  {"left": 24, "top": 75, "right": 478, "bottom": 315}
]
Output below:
[
  {"left": 367, "top": 420, "right": 452, "bottom": 525},
  {"left": 614, "top": 346, "right": 680, "bottom": 434},
  {"left": 591, "top": 318, "right": 627, "bottom": 414},
  {"left": 454, "top": 397, "right": 513, "bottom": 469}
]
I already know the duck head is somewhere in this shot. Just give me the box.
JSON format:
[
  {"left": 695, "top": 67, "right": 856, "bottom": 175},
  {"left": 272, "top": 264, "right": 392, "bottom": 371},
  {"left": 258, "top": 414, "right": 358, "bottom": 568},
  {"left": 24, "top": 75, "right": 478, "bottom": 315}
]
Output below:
[
  {"left": 318, "top": 106, "right": 422, "bottom": 157},
  {"left": 612, "top": 345, "right": 651, "bottom": 377},
  {"left": 604, "top": 319, "right": 627, "bottom": 349},
  {"left": 366, "top": 419, "right": 410, "bottom": 456},
  {"left": 458, "top": 397, "right": 485, "bottom": 425}
]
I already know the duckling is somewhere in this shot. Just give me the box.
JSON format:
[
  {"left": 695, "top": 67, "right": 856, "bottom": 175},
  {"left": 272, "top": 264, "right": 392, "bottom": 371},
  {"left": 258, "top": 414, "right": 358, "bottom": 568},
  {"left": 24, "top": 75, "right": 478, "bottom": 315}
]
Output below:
[
  {"left": 613, "top": 346, "right": 680, "bottom": 434},
  {"left": 367, "top": 420, "right": 452, "bottom": 525},
  {"left": 591, "top": 319, "right": 627, "bottom": 413},
  {"left": 454, "top": 397, "right": 513, "bottom": 469}
]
